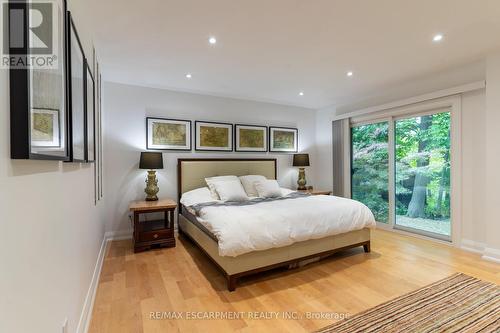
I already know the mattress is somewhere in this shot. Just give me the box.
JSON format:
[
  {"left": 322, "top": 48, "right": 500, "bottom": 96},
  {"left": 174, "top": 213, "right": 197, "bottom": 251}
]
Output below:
[
  {"left": 181, "top": 205, "right": 218, "bottom": 242},
  {"left": 184, "top": 194, "right": 376, "bottom": 257}
]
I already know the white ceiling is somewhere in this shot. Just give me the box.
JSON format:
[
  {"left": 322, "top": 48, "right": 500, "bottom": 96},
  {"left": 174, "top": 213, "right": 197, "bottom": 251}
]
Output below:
[{"left": 84, "top": 0, "right": 500, "bottom": 109}]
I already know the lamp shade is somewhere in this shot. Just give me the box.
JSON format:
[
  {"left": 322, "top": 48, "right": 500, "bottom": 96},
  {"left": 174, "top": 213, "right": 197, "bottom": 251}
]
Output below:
[
  {"left": 293, "top": 153, "right": 310, "bottom": 167},
  {"left": 139, "top": 152, "right": 164, "bottom": 169}
]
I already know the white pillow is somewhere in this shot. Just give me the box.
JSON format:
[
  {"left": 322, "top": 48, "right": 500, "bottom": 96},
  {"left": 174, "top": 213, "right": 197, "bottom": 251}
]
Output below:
[
  {"left": 180, "top": 187, "right": 215, "bottom": 207},
  {"left": 239, "top": 175, "right": 267, "bottom": 197},
  {"left": 205, "top": 175, "right": 239, "bottom": 199},
  {"left": 254, "top": 180, "right": 283, "bottom": 198},
  {"left": 212, "top": 180, "right": 249, "bottom": 202}
]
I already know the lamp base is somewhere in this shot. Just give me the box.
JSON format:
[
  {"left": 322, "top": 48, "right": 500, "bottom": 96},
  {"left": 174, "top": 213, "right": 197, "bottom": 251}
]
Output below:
[
  {"left": 297, "top": 167, "right": 307, "bottom": 191},
  {"left": 144, "top": 170, "right": 159, "bottom": 201}
]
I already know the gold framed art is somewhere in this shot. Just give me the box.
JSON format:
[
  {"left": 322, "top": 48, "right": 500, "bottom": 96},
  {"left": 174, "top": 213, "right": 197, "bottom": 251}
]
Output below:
[
  {"left": 234, "top": 124, "right": 267, "bottom": 152},
  {"left": 195, "top": 121, "right": 233, "bottom": 152},
  {"left": 146, "top": 117, "right": 192, "bottom": 151},
  {"left": 269, "top": 126, "right": 298, "bottom": 153}
]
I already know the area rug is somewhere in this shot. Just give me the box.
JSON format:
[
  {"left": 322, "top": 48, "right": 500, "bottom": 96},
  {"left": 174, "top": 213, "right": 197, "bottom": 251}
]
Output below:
[{"left": 316, "top": 273, "right": 499, "bottom": 333}]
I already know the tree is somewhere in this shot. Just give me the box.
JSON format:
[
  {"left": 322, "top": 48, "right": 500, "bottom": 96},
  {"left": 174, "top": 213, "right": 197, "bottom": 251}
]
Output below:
[
  {"left": 395, "top": 112, "right": 451, "bottom": 220},
  {"left": 407, "top": 115, "right": 432, "bottom": 218}
]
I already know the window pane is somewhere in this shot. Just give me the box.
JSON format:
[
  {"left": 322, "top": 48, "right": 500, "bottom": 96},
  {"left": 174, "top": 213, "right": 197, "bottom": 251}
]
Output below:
[
  {"left": 351, "top": 122, "right": 389, "bottom": 223},
  {"left": 395, "top": 112, "right": 451, "bottom": 237}
]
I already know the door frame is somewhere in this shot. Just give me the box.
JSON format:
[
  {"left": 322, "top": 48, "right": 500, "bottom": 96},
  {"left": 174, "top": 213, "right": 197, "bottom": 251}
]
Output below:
[{"left": 348, "top": 96, "right": 462, "bottom": 246}]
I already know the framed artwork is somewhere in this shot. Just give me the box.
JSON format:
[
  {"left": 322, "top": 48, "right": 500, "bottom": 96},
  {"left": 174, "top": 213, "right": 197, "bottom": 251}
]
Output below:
[
  {"left": 234, "top": 124, "right": 267, "bottom": 152},
  {"left": 269, "top": 127, "right": 298, "bottom": 153},
  {"left": 99, "top": 72, "right": 103, "bottom": 198},
  {"left": 94, "top": 52, "right": 103, "bottom": 201},
  {"left": 92, "top": 49, "right": 99, "bottom": 204},
  {"left": 31, "top": 109, "right": 61, "bottom": 148},
  {"left": 146, "top": 117, "right": 192, "bottom": 151},
  {"left": 9, "top": 0, "right": 69, "bottom": 160},
  {"left": 195, "top": 121, "right": 233, "bottom": 152},
  {"left": 68, "top": 12, "right": 86, "bottom": 162},
  {"left": 84, "top": 60, "right": 95, "bottom": 163}
]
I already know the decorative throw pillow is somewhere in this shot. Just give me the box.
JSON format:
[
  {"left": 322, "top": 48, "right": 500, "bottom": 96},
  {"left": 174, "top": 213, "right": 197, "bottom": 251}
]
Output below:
[
  {"left": 239, "top": 175, "right": 267, "bottom": 197},
  {"left": 254, "top": 179, "right": 283, "bottom": 198},
  {"left": 205, "top": 175, "right": 239, "bottom": 199},
  {"left": 180, "top": 187, "right": 215, "bottom": 207},
  {"left": 212, "top": 180, "right": 249, "bottom": 202}
]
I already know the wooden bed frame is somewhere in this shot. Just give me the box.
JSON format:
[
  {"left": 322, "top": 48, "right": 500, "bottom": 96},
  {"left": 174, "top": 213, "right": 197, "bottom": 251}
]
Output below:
[{"left": 177, "top": 158, "right": 371, "bottom": 291}]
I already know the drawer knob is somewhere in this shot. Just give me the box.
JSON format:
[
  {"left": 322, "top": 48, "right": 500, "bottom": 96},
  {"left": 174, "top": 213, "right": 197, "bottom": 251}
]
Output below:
[{"left": 153, "top": 234, "right": 158, "bottom": 239}]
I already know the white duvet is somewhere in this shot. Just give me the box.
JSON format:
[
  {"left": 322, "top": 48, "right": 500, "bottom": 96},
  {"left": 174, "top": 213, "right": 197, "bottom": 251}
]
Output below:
[{"left": 192, "top": 195, "right": 376, "bottom": 257}]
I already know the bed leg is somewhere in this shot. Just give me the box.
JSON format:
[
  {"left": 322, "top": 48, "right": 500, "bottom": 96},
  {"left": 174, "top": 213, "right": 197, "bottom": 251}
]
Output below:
[
  {"left": 227, "top": 275, "right": 237, "bottom": 292},
  {"left": 363, "top": 241, "right": 371, "bottom": 253}
]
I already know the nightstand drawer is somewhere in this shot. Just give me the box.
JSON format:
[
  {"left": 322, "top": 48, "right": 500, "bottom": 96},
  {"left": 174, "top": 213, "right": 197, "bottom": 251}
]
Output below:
[
  {"left": 130, "top": 199, "right": 177, "bottom": 252},
  {"left": 139, "top": 229, "right": 172, "bottom": 242}
]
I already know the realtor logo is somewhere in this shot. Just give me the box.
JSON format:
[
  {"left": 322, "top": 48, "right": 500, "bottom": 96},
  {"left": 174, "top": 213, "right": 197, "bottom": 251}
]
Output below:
[{"left": 2, "top": 0, "right": 59, "bottom": 69}]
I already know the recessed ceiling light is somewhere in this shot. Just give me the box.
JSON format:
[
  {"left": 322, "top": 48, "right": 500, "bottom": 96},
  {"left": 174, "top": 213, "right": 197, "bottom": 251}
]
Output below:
[
  {"left": 299, "top": 91, "right": 304, "bottom": 96},
  {"left": 433, "top": 34, "right": 443, "bottom": 42},
  {"left": 185, "top": 73, "right": 192, "bottom": 79},
  {"left": 208, "top": 37, "right": 217, "bottom": 45},
  {"left": 347, "top": 71, "right": 353, "bottom": 77}
]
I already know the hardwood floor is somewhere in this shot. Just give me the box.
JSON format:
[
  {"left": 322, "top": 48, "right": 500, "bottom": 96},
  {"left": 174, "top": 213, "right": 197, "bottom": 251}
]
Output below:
[{"left": 89, "top": 229, "right": 500, "bottom": 333}]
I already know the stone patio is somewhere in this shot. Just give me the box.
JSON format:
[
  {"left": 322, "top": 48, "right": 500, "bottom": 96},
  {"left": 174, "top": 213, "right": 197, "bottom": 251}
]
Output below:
[{"left": 396, "top": 215, "right": 451, "bottom": 236}]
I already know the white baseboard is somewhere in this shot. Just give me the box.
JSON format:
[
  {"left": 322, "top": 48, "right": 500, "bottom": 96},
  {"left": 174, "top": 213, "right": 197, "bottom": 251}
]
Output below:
[
  {"left": 460, "top": 239, "right": 486, "bottom": 254},
  {"left": 482, "top": 247, "right": 500, "bottom": 264},
  {"left": 104, "top": 229, "right": 133, "bottom": 240},
  {"left": 461, "top": 239, "right": 500, "bottom": 263},
  {"left": 76, "top": 235, "right": 107, "bottom": 333},
  {"left": 76, "top": 229, "right": 133, "bottom": 333}
]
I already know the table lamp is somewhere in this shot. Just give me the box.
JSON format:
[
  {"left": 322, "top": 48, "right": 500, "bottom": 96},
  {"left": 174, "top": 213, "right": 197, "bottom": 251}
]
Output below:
[
  {"left": 293, "top": 153, "right": 310, "bottom": 190},
  {"left": 139, "top": 152, "right": 163, "bottom": 201}
]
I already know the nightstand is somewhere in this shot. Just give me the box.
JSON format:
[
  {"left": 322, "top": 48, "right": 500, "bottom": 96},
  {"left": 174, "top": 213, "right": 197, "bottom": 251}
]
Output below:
[
  {"left": 129, "top": 199, "right": 177, "bottom": 253},
  {"left": 298, "top": 189, "right": 332, "bottom": 196}
]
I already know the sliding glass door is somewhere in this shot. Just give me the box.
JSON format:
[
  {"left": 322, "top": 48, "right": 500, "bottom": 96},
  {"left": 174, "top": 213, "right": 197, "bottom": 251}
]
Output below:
[
  {"left": 351, "top": 122, "right": 389, "bottom": 223},
  {"left": 394, "top": 112, "right": 451, "bottom": 238},
  {"left": 350, "top": 110, "right": 452, "bottom": 241}
]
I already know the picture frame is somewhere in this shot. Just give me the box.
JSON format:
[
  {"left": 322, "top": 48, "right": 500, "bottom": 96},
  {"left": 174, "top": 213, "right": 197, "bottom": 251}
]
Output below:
[
  {"left": 9, "top": 0, "right": 70, "bottom": 160},
  {"left": 92, "top": 49, "right": 99, "bottom": 204},
  {"left": 234, "top": 124, "right": 267, "bottom": 152},
  {"left": 84, "top": 60, "right": 95, "bottom": 163},
  {"left": 195, "top": 121, "right": 233, "bottom": 152},
  {"left": 269, "top": 126, "right": 298, "bottom": 153},
  {"left": 94, "top": 52, "right": 103, "bottom": 202},
  {"left": 30, "top": 108, "right": 61, "bottom": 148},
  {"left": 99, "top": 72, "right": 103, "bottom": 198},
  {"left": 146, "top": 117, "right": 192, "bottom": 151},
  {"left": 67, "top": 12, "right": 86, "bottom": 162}
]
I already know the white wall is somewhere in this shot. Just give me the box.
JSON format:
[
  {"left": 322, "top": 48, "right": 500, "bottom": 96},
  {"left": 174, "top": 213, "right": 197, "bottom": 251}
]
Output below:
[
  {"left": 103, "top": 82, "right": 316, "bottom": 234},
  {"left": 461, "top": 89, "right": 487, "bottom": 246},
  {"left": 315, "top": 106, "right": 337, "bottom": 190},
  {"left": 483, "top": 51, "right": 500, "bottom": 261},
  {"left": 0, "top": 1, "right": 106, "bottom": 333}
]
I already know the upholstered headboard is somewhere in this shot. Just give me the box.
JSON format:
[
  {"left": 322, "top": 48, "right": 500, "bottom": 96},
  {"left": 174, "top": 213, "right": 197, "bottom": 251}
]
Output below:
[{"left": 177, "top": 158, "right": 277, "bottom": 200}]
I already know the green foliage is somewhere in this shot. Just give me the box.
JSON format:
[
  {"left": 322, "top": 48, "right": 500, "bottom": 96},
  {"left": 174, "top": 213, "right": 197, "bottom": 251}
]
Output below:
[
  {"left": 395, "top": 113, "right": 450, "bottom": 220},
  {"left": 351, "top": 122, "right": 389, "bottom": 223},
  {"left": 351, "top": 112, "right": 451, "bottom": 223}
]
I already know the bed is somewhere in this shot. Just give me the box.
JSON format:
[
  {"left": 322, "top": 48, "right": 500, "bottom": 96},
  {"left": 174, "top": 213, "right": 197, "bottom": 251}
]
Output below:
[{"left": 177, "top": 158, "right": 374, "bottom": 291}]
